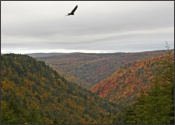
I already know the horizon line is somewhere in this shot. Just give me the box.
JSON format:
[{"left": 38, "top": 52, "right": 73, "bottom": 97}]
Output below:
[{"left": 1, "top": 48, "right": 174, "bottom": 55}]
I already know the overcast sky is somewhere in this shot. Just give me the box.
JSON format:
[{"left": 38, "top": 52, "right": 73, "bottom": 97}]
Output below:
[{"left": 1, "top": 1, "right": 174, "bottom": 54}]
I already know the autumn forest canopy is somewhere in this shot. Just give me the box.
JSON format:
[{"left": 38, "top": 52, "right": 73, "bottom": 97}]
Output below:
[{"left": 1, "top": 49, "right": 174, "bottom": 124}]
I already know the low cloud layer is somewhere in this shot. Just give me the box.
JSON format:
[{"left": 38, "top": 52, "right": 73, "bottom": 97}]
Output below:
[{"left": 1, "top": 1, "right": 174, "bottom": 53}]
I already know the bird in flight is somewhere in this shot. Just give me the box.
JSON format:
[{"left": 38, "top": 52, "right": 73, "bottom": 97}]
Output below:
[{"left": 66, "top": 5, "right": 78, "bottom": 16}]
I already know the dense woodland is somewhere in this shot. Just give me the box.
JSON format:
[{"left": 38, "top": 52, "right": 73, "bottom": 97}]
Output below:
[
  {"left": 113, "top": 50, "right": 174, "bottom": 124},
  {"left": 1, "top": 54, "right": 118, "bottom": 124},
  {"left": 1, "top": 49, "right": 174, "bottom": 124},
  {"left": 91, "top": 52, "right": 173, "bottom": 106},
  {"left": 33, "top": 50, "right": 164, "bottom": 88}
]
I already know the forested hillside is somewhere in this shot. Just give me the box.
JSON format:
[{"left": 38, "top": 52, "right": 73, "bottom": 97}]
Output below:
[
  {"left": 113, "top": 50, "right": 174, "bottom": 124},
  {"left": 91, "top": 50, "right": 174, "bottom": 108},
  {"left": 1, "top": 50, "right": 174, "bottom": 124},
  {"left": 32, "top": 50, "right": 164, "bottom": 88},
  {"left": 50, "top": 66, "right": 91, "bottom": 89},
  {"left": 1, "top": 54, "right": 118, "bottom": 124}
]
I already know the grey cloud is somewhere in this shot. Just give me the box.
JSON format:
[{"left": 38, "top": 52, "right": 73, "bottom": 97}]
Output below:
[{"left": 1, "top": 1, "right": 174, "bottom": 53}]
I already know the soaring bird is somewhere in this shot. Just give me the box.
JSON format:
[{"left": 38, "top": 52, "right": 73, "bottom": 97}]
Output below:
[{"left": 66, "top": 5, "right": 78, "bottom": 16}]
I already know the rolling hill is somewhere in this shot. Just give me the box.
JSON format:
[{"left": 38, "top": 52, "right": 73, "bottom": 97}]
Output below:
[
  {"left": 1, "top": 54, "right": 118, "bottom": 124},
  {"left": 2, "top": 50, "right": 173, "bottom": 124},
  {"left": 29, "top": 50, "right": 165, "bottom": 88},
  {"left": 91, "top": 50, "right": 174, "bottom": 107}
]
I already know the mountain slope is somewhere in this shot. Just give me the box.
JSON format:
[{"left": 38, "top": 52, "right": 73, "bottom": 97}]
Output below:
[
  {"left": 1, "top": 54, "right": 118, "bottom": 124},
  {"left": 91, "top": 50, "right": 174, "bottom": 107},
  {"left": 113, "top": 50, "right": 174, "bottom": 124},
  {"left": 50, "top": 65, "right": 92, "bottom": 89},
  {"left": 32, "top": 50, "right": 165, "bottom": 88}
]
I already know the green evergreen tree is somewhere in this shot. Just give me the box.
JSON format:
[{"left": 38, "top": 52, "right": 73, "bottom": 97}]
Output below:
[{"left": 122, "top": 47, "right": 174, "bottom": 124}]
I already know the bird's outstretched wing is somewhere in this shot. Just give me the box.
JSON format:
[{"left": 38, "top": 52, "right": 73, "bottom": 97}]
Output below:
[{"left": 71, "top": 5, "right": 78, "bottom": 14}]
